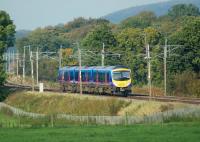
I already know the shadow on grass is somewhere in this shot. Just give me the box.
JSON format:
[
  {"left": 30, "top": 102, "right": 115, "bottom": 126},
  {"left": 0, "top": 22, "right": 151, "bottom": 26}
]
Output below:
[{"left": 0, "top": 86, "right": 24, "bottom": 102}]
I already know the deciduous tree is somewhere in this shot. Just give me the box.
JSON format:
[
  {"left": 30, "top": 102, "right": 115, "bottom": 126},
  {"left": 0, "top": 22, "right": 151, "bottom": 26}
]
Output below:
[{"left": 0, "top": 11, "right": 15, "bottom": 85}]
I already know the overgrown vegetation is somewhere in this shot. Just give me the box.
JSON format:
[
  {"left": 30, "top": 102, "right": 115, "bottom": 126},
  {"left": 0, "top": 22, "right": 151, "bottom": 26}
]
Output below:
[{"left": 168, "top": 71, "right": 200, "bottom": 97}]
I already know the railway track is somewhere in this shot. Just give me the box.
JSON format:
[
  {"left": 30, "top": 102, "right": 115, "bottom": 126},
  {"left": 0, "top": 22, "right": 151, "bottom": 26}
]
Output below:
[
  {"left": 128, "top": 95, "right": 200, "bottom": 105},
  {"left": 5, "top": 81, "right": 60, "bottom": 92},
  {"left": 4, "top": 82, "right": 200, "bottom": 105}
]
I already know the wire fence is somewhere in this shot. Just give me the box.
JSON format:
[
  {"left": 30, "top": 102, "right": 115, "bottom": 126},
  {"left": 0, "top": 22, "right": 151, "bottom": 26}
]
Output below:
[{"left": 1, "top": 102, "right": 200, "bottom": 128}]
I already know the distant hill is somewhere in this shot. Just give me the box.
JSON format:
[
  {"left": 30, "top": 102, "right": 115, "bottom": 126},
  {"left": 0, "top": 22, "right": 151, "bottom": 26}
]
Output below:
[
  {"left": 104, "top": 0, "right": 200, "bottom": 23},
  {"left": 15, "top": 30, "right": 31, "bottom": 39}
]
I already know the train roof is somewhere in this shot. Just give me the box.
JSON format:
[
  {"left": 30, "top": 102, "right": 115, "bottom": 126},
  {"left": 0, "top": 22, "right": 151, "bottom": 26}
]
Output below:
[{"left": 59, "top": 65, "right": 129, "bottom": 71}]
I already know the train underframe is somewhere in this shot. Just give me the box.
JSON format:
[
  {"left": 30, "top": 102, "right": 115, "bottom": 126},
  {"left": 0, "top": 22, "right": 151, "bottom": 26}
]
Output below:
[{"left": 60, "top": 82, "right": 132, "bottom": 97}]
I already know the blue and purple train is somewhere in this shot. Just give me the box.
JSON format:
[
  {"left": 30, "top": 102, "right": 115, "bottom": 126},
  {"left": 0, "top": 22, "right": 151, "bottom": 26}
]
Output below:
[{"left": 58, "top": 65, "right": 132, "bottom": 96}]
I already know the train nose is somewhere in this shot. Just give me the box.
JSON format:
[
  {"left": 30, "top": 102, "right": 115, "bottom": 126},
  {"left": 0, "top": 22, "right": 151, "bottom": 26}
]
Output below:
[{"left": 112, "top": 80, "right": 131, "bottom": 88}]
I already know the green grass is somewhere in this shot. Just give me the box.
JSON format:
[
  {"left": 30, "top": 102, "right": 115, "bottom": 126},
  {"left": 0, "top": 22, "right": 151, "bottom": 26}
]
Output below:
[
  {"left": 0, "top": 122, "right": 200, "bottom": 142},
  {"left": 0, "top": 111, "right": 19, "bottom": 128},
  {"left": 0, "top": 111, "right": 16, "bottom": 122}
]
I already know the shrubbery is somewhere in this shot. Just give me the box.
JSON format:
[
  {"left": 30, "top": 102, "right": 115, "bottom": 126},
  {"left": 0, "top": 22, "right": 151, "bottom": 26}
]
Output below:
[{"left": 168, "top": 71, "right": 200, "bottom": 97}]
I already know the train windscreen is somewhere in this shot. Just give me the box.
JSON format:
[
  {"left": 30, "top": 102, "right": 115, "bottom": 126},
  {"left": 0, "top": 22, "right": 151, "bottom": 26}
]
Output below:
[{"left": 112, "top": 71, "right": 130, "bottom": 81}]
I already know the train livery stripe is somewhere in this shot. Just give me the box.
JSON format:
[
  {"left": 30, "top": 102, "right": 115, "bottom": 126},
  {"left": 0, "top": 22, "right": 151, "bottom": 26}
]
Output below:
[
  {"left": 112, "top": 79, "right": 131, "bottom": 88},
  {"left": 112, "top": 68, "right": 130, "bottom": 72}
]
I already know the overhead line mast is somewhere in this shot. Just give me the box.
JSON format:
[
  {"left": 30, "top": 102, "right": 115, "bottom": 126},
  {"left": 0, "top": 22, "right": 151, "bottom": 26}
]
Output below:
[
  {"left": 102, "top": 43, "right": 105, "bottom": 67},
  {"left": 78, "top": 43, "right": 82, "bottom": 95},
  {"left": 164, "top": 39, "right": 167, "bottom": 96},
  {"left": 146, "top": 44, "right": 151, "bottom": 98}
]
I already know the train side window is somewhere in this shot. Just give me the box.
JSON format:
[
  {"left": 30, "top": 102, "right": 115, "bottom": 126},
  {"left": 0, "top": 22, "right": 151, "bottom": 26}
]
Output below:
[
  {"left": 85, "top": 71, "right": 89, "bottom": 82},
  {"left": 89, "top": 72, "right": 93, "bottom": 82},
  {"left": 102, "top": 72, "right": 105, "bottom": 83},
  {"left": 93, "top": 71, "right": 97, "bottom": 82},
  {"left": 97, "top": 72, "right": 100, "bottom": 82},
  {"left": 64, "top": 71, "right": 69, "bottom": 81},
  {"left": 75, "top": 71, "right": 79, "bottom": 81},
  {"left": 70, "top": 71, "right": 74, "bottom": 81},
  {"left": 88, "top": 71, "right": 92, "bottom": 82},
  {"left": 105, "top": 72, "right": 107, "bottom": 83},
  {"left": 81, "top": 71, "right": 86, "bottom": 82},
  {"left": 99, "top": 72, "right": 103, "bottom": 82},
  {"left": 98, "top": 72, "right": 105, "bottom": 83},
  {"left": 58, "top": 71, "right": 62, "bottom": 80},
  {"left": 107, "top": 72, "right": 110, "bottom": 82},
  {"left": 97, "top": 72, "right": 101, "bottom": 82}
]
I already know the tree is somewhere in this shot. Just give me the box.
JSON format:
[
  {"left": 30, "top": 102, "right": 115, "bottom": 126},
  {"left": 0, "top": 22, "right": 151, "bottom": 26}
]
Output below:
[
  {"left": 143, "top": 27, "right": 163, "bottom": 86},
  {"left": 81, "top": 23, "right": 117, "bottom": 66},
  {"left": 169, "top": 17, "right": 200, "bottom": 73},
  {"left": 63, "top": 17, "right": 109, "bottom": 32},
  {"left": 116, "top": 28, "right": 146, "bottom": 85},
  {"left": 28, "top": 27, "right": 70, "bottom": 51},
  {"left": 62, "top": 48, "right": 77, "bottom": 66},
  {"left": 168, "top": 4, "right": 200, "bottom": 20},
  {"left": 0, "top": 11, "right": 15, "bottom": 85},
  {"left": 82, "top": 23, "right": 116, "bottom": 48},
  {"left": 120, "top": 11, "right": 157, "bottom": 29},
  {"left": 144, "top": 27, "right": 162, "bottom": 45}
]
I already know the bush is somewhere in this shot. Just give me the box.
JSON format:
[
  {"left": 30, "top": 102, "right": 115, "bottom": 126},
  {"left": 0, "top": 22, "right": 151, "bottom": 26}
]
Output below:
[
  {"left": 0, "top": 86, "right": 14, "bottom": 102},
  {"left": 168, "top": 71, "right": 200, "bottom": 97}
]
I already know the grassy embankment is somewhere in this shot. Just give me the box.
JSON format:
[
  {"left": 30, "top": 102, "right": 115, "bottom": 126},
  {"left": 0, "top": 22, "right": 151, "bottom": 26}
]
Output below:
[
  {"left": 0, "top": 90, "right": 200, "bottom": 128},
  {"left": 4, "top": 91, "right": 194, "bottom": 116}
]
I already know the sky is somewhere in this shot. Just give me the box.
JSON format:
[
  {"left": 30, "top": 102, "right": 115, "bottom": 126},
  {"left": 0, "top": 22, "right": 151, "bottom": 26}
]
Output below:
[{"left": 0, "top": 0, "right": 169, "bottom": 30}]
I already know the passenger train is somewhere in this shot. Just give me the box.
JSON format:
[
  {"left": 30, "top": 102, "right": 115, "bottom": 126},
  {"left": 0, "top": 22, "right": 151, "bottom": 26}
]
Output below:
[{"left": 58, "top": 66, "right": 132, "bottom": 96}]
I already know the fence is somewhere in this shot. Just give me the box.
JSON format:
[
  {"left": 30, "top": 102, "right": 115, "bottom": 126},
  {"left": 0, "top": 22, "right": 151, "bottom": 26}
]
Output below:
[{"left": 1, "top": 102, "right": 200, "bottom": 128}]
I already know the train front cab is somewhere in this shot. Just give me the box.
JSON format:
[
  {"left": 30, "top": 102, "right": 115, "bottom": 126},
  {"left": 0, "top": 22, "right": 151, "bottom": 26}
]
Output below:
[{"left": 111, "top": 68, "right": 132, "bottom": 96}]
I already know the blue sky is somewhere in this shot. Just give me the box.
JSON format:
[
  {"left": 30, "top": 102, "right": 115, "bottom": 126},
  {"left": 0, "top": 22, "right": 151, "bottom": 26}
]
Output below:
[{"left": 0, "top": 0, "right": 169, "bottom": 30}]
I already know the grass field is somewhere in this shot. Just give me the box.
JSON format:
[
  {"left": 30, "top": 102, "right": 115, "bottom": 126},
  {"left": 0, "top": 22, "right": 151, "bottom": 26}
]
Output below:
[
  {"left": 1, "top": 89, "right": 200, "bottom": 142},
  {"left": 0, "top": 122, "right": 200, "bottom": 142}
]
